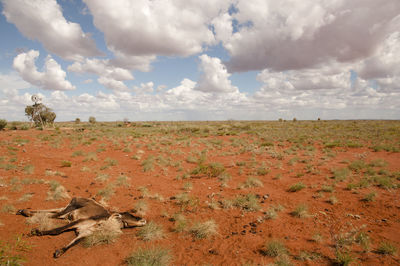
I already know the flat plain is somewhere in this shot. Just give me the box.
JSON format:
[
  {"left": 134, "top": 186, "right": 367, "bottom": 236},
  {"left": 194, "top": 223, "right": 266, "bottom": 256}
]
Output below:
[{"left": 0, "top": 120, "right": 399, "bottom": 265}]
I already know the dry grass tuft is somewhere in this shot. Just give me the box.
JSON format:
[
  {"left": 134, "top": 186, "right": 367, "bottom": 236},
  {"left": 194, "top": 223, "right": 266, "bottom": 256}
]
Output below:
[
  {"left": 26, "top": 213, "right": 57, "bottom": 231},
  {"left": 189, "top": 220, "right": 218, "bottom": 239},
  {"left": 83, "top": 218, "right": 122, "bottom": 247}
]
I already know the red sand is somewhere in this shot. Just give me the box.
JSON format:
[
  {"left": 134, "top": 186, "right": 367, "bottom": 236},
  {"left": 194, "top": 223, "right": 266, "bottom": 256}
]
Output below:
[{"left": 0, "top": 128, "right": 399, "bottom": 265}]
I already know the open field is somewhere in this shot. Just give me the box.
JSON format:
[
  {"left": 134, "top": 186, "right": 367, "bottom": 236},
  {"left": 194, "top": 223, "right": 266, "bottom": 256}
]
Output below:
[{"left": 1, "top": 120, "right": 399, "bottom": 265}]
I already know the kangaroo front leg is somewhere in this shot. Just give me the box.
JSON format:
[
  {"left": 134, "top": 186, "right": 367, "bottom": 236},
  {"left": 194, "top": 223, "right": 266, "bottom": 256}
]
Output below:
[
  {"left": 53, "top": 230, "right": 92, "bottom": 258},
  {"left": 30, "top": 219, "right": 83, "bottom": 236}
]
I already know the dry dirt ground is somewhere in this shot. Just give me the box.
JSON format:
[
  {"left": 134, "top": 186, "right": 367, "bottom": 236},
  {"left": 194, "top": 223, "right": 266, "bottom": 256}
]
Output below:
[{"left": 0, "top": 121, "right": 399, "bottom": 265}]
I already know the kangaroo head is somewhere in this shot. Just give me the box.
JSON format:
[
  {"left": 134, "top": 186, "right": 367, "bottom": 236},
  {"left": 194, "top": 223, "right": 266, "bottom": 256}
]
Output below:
[{"left": 119, "top": 212, "right": 146, "bottom": 228}]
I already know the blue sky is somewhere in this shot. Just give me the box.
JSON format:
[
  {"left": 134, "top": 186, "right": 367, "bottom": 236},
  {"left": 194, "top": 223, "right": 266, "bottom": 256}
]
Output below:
[{"left": 0, "top": 0, "right": 399, "bottom": 121}]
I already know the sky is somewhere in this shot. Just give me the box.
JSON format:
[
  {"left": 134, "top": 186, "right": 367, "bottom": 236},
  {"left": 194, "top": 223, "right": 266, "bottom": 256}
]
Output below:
[{"left": 0, "top": 0, "right": 399, "bottom": 121}]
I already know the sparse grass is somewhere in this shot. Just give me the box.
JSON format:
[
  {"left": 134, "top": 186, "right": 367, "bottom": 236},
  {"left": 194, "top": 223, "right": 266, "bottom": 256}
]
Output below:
[
  {"left": 233, "top": 194, "right": 260, "bottom": 212},
  {"left": 116, "top": 174, "right": 129, "bottom": 187},
  {"left": 321, "top": 184, "right": 334, "bottom": 192},
  {"left": 138, "top": 186, "right": 150, "bottom": 197},
  {"left": 189, "top": 220, "right": 218, "bottom": 239},
  {"left": 84, "top": 152, "right": 98, "bottom": 162},
  {"left": 377, "top": 241, "right": 397, "bottom": 255},
  {"left": 0, "top": 235, "right": 31, "bottom": 265},
  {"left": 23, "top": 164, "right": 35, "bottom": 174},
  {"left": 134, "top": 200, "right": 148, "bottom": 216},
  {"left": 171, "top": 213, "right": 188, "bottom": 233},
  {"left": 355, "top": 232, "right": 371, "bottom": 251},
  {"left": 332, "top": 167, "right": 351, "bottom": 181},
  {"left": 1, "top": 203, "right": 15, "bottom": 213},
  {"left": 362, "top": 192, "right": 377, "bottom": 202},
  {"left": 240, "top": 177, "right": 263, "bottom": 189},
  {"left": 71, "top": 150, "right": 84, "bottom": 157},
  {"left": 288, "top": 182, "right": 306, "bottom": 192},
  {"left": 348, "top": 160, "right": 367, "bottom": 172},
  {"left": 291, "top": 204, "right": 309, "bottom": 218},
  {"left": 311, "top": 233, "right": 323, "bottom": 243},
  {"left": 18, "top": 193, "right": 34, "bottom": 202},
  {"left": 264, "top": 208, "right": 277, "bottom": 220},
  {"left": 328, "top": 196, "right": 338, "bottom": 205},
  {"left": 183, "top": 182, "right": 193, "bottom": 191},
  {"left": 261, "top": 240, "right": 287, "bottom": 257},
  {"left": 46, "top": 184, "right": 70, "bottom": 201},
  {"left": 26, "top": 213, "right": 56, "bottom": 231},
  {"left": 190, "top": 162, "right": 225, "bottom": 177},
  {"left": 83, "top": 217, "right": 122, "bottom": 247},
  {"left": 142, "top": 156, "right": 155, "bottom": 172},
  {"left": 175, "top": 193, "right": 199, "bottom": 211},
  {"left": 96, "top": 173, "right": 110, "bottom": 182},
  {"left": 97, "top": 183, "right": 116, "bottom": 201},
  {"left": 125, "top": 246, "right": 171, "bottom": 266},
  {"left": 61, "top": 160, "right": 72, "bottom": 167},
  {"left": 137, "top": 221, "right": 164, "bottom": 241},
  {"left": 334, "top": 251, "right": 355, "bottom": 266}
]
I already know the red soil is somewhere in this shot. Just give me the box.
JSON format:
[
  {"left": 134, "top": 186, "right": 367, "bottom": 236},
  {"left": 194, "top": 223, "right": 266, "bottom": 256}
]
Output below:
[{"left": 0, "top": 128, "right": 399, "bottom": 265}]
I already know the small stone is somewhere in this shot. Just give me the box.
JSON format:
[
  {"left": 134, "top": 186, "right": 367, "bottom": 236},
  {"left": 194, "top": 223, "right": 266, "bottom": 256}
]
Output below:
[{"left": 263, "top": 194, "right": 269, "bottom": 199}]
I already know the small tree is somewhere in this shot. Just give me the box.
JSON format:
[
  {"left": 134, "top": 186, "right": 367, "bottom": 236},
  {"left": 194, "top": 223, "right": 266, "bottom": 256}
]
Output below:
[
  {"left": 75, "top": 118, "right": 81, "bottom": 124},
  {"left": 25, "top": 103, "right": 56, "bottom": 128},
  {"left": 0, "top": 119, "right": 7, "bottom": 130},
  {"left": 89, "top": 116, "right": 96, "bottom": 124}
]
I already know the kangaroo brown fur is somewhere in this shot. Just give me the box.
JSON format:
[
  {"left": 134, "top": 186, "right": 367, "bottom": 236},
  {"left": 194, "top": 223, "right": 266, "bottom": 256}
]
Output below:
[{"left": 17, "top": 197, "right": 146, "bottom": 258}]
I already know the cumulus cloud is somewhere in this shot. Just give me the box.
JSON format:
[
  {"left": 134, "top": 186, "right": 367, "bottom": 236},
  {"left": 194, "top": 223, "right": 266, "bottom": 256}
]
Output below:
[
  {"left": 13, "top": 50, "right": 76, "bottom": 91},
  {"left": 225, "top": 0, "right": 400, "bottom": 72},
  {"left": 97, "top": 76, "right": 128, "bottom": 91},
  {"left": 2, "top": 0, "right": 102, "bottom": 61},
  {"left": 133, "top": 82, "right": 154, "bottom": 95},
  {"left": 0, "top": 72, "right": 31, "bottom": 93},
  {"left": 195, "top": 54, "right": 238, "bottom": 93},
  {"left": 83, "top": 0, "right": 231, "bottom": 61},
  {"left": 68, "top": 58, "right": 134, "bottom": 91},
  {"left": 68, "top": 59, "right": 134, "bottom": 81}
]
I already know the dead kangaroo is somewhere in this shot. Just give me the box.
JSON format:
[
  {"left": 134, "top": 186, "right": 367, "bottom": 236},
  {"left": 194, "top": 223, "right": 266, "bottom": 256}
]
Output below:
[{"left": 16, "top": 197, "right": 146, "bottom": 258}]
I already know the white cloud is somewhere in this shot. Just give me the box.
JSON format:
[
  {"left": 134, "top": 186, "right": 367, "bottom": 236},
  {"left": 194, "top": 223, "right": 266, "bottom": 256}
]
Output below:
[
  {"left": 13, "top": 50, "right": 76, "bottom": 91},
  {"left": 212, "top": 12, "right": 233, "bottom": 44},
  {"left": 225, "top": 0, "right": 400, "bottom": 72},
  {"left": 97, "top": 76, "right": 128, "bottom": 91},
  {"left": 195, "top": 54, "right": 238, "bottom": 93},
  {"left": 68, "top": 58, "right": 134, "bottom": 81},
  {"left": 0, "top": 72, "right": 31, "bottom": 93},
  {"left": 133, "top": 82, "right": 154, "bottom": 95},
  {"left": 83, "top": 0, "right": 231, "bottom": 60},
  {"left": 2, "top": 0, "right": 101, "bottom": 61},
  {"left": 257, "top": 64, "right": 351, "bottom": 92}
]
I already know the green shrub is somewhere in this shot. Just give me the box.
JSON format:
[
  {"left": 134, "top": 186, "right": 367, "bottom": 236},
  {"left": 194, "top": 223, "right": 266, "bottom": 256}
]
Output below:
[
  {"left": 137, "top": 221, "right": 164, "bottom": 241},
  {"left": 189, "top": 220, "right": 218, "bottom": 239},
  {"left": 288, "top": 182, "right": 306, "bottom": 192},
  {"left": 125, "top": 246, "right": 171, "bottom": 266},
  {"left": 233, "top": 194, "right": 260, "bottom": 212},
  {"left": 0, "top": 119, "right": 7, "bottom": 130},
  {"left": 291, "top": 204, "right": 309, "bottom": 218},
  {"left": 261, "top": 240, "right": 287, "bottom": 257},
  {"left": 377, "top": 241, "right": 397, "bottom": 255}
]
